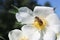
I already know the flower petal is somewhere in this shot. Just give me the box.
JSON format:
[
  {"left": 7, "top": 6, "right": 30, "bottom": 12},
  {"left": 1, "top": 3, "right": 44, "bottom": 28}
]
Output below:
[
  {"left": 46, "top": 13, "right": 60, "bottom": 25},
  {"left": 21, "top": 25, "right": 40, "bottom": 40},
  {"left": 8, "top": 29, "right": 22, "bottom": 40},
  {"left": 33, "top": 6, "right": 54, "bottom": 17},
  {"left": 30, "top": 31, "right": 40, "bottom": 40},
  {"left": 21, "top": 25, "right": 37, "bottom": 35},
  {"left": 16, "top": 7, "right": 34, "bottom": 24},
  {"left": 43, "top": 30, "right": 56, "bottom": 40},
  {"left": 46, "top": 25, "right": 60, "bottom": 33},
  {"left": 16, "top": 13, "right": 22, "bottom": 22}
]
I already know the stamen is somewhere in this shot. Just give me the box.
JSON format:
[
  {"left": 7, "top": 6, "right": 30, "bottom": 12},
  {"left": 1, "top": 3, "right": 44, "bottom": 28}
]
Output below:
[
  {"left": 33, "top": 16, "right": 47, "bottom": 30},
  {"left": 18, "top": 36, "right": 29, "bottom": 40}
]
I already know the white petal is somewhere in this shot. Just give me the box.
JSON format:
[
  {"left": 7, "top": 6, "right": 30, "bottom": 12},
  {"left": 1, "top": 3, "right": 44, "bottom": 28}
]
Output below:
[
  {"left": 21, "top": 25, "right": 37, "bottom": 35},
  {"left": 16, "top": 7, "right": 34, "bottom": 24},
  {"left": 46, "top": 25, "right": 60, "bottom": 33},
  {"left": 16, "top": 13, "right": 22, "bottom": 22},
  {"left": 33, "top": 6, "right": 54, "bottom": 17},
  {"left": 18, "top": 7, "right": 32, "bottom": 15},
  {"left": 30, "top": 31, "right": 40, "bottom": 40},
  {"left": 18, "top": 7, "right": 33, "bottom": 17},
  {"left": 21, "top": 25, "right": 40, "bottom": 40},
  {"left": 46, "top": 13, "right": 60, "bottom": 25},
  {"left": 8, "top": 29, "right": 22, "bottom": 40},
  {"left": 43, "top": 30, "right": 56, "bottom": 40}
]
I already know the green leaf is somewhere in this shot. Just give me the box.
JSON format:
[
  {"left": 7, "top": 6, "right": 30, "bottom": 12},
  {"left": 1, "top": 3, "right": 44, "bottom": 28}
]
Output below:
[
  {"left": 9, "top": 9, "right": 18, "bottom": 14},
  {"left": 13, "top": 21, "right": 24, "bottom": 29},
  {"left": 11, "top": 5, "right": 18, "bottom": 10},
  {"left": 0, "top": 36, "right": 6, "bottom": 40}
]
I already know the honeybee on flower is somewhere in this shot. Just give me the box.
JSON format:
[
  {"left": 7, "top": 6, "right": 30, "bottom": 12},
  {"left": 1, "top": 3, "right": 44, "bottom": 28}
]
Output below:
[{"left": 8, "top": 6, "right": 60, "bottom": 40}]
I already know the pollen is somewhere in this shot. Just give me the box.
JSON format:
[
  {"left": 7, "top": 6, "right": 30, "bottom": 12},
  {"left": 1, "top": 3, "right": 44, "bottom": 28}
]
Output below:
[
  {"left": 32, "top": 16, "right": 47, "bottom": 30},
  {"left": 18, "top": 36, "right": 29, "bottom": 40}
]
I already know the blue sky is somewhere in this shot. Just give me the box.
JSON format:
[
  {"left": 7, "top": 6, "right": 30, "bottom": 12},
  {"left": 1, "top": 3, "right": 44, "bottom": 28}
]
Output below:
[{"left": 37, "top": 0, "right": 60, "bottom": 18}]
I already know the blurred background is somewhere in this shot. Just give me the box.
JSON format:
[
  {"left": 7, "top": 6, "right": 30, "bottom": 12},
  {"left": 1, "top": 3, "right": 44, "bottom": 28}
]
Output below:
[{"left": 0, "top": 0, "right": 60, "bottom": 40}]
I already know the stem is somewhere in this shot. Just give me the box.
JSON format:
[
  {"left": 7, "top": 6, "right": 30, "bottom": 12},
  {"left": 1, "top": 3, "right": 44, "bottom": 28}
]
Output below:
[{"left": 11, "top": 4, "right": 18, "bottom": 10}]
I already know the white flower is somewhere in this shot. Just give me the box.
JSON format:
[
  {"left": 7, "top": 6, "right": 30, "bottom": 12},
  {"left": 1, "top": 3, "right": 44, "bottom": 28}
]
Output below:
[
  {"left": 8, "top": 25, "right": 40, "bottom": 40},
  {"left": 16, "top": 6, "right": 60, "bottom": 32},
  {"left": 15, "top": 6, "right": 60, "bottom": 40}
]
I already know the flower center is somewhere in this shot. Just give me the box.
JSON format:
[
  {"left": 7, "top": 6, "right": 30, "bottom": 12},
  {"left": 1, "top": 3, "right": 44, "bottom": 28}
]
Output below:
[
  {"left": 33, "top": 16, "right": 47, "bottom": 30},
  {"left": 19, "top": 36, "right": 29, "bottom": 40}
]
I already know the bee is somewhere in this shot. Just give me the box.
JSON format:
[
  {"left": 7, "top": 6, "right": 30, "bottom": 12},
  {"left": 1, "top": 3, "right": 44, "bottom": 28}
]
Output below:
[{"left": 35, "top": 16, "right": 43, "bottom": 26}]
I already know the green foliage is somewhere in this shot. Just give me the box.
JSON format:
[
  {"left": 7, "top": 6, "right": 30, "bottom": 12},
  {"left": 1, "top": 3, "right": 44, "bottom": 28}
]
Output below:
[
  {"left": 44, "top": 1, "right": 52, "bottom": 7},
  {"left": 0, "top": 36, "right": 5, "bottom": 40},
  {"left": 13, "top": 22, "right": 24, "bottom": 29},
  {"left": 27, "top": 0, "right": 41, "bottom": 10}
]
